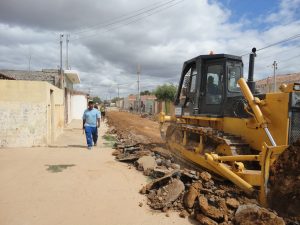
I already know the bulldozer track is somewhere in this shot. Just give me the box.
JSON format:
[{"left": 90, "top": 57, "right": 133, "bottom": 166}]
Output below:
[{"left": 166, "top": 123, "right": 253, "bottom": 157}]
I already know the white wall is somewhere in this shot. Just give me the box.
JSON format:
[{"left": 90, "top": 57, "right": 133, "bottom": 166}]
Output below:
[{"left": 71, "top": 95, "right": 87, "bottom": 120}]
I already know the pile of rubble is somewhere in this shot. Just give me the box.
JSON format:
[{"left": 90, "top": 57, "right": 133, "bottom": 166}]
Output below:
[
  {"left": 111, "top": 137, "right": 286, "bottom": 225},
  {"left": 269, "top": 141, "right": 300, "bottom": 222}
]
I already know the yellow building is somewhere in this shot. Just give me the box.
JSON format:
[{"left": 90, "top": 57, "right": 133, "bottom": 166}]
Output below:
[
  {"left": 0, "top": 80, "right": 65, "bottom": 147},
  {"left": 0, "top": 68, "right": 88, "bottom": 148}
]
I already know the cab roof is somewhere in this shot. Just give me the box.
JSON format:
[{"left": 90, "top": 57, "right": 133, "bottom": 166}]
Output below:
[{"left": 184, "top": 54, "right": 242, "bottom": 65}]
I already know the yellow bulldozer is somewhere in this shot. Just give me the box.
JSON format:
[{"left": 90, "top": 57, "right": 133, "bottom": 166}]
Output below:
[{"left": 159, "top": 48, "right": 300, "bottom": 216}]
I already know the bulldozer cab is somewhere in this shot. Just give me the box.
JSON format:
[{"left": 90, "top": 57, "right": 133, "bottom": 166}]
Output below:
[{"left": 175, "top": 54, "right": 243, "bottom": 117}]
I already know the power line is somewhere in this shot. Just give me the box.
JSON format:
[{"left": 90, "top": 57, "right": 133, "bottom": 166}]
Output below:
[
  {"left": 263, "top": 52, "right": 300, "bottom": 68},
  {"left": 265, "top": 54, "right": 300, "bottom": 72},
  {"left": 73, "top": 0, "right": 185, "bottom": 41},
  {"left": 277, "top": 64, "right": 299, "bottom": 72},
  {"left": 255, "top": 45, "right": 300, "bottom": 61},
  {"left": 237, "top": 21, "right": 300, "bottom": 55},
  {"left": 277, "top": 53, "right": 300, "bottom": 63},
  {"left": 72, "top": 0, "right": 179, "bottom": 35},
  {"left": 72, "top": 0, "right": 185, "bottom": 41},
  {"left": 240, "top": 33, "right": 300, "bottom": 57}
]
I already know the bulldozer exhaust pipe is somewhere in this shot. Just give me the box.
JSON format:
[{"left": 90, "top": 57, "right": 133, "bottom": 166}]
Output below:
[{"left": 247, "top": 47, "right": 256, "bottom": 93}]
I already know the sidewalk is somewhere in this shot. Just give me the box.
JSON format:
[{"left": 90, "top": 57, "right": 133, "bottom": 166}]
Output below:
[{"left": 0, "top": 120, "right": 192, "bottom": 225}]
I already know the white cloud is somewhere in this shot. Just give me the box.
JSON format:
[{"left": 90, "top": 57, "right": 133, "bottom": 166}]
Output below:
[
  {"left": 0, "top": 0, "right": 299, "bottom": 99},
  {"left": 266, "top": 0, "right": 300, "bottom": 24}
]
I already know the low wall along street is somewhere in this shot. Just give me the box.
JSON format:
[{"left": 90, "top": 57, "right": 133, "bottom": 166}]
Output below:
[{"left": 0, "top": 80, "right": 64, "bottom": 147}]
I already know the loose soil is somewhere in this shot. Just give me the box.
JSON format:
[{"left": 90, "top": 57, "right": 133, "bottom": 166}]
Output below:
[
  {"left": 106, "top": 111, "right": 163, "bottom": 144},
  {"left": 269, "top": 140, "right": 300, "bottom": 221}
]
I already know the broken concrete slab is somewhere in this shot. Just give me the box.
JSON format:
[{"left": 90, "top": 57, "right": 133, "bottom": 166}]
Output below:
[
  {"left": 124, "top": 146, "right": 141, "bottom": 153},
  {"left": 116, "top": 154, "right": 140, "bottom": 162},
  {"left": 198, "top": 195, "right": 225, "bottom": 222},
  {"left": 142, "top": 169, "right": 180, "bottom": 192},
  {"left": 116, "top": 149, "right": 151, "bottom": 162},
  {"left": 226, "top": 197, "right": 240, "bottom": 209},
  {"left": 234, "top": 204, "right": 285, "bottom": 225},
  {"left": 171, "top": 163, "right": 180, "bottom": 170},
  {"left": 136, "top": 156, "right": 157, "bottom": 171},
  {"left": 152, "top": 147, "right": 172, "bottom": 159},
  {"left": 183, "top": 181, "right": 202, "bottom": 208},
  {"left": 181, "top": 170, "right": 199, "bottom": 181},
  {"left": 196, "top": 214, "right": 218, "bottom": 225},
  {"left": 135, "top": 150, "right": 152, "bottom": 158},
  {"left": 148, "top": 179, "right": 185, "bottom": 209},
  {"left": 151, "top": 167, "right": 172, "bottom": 178},
  {"left": 200, "top": 171, "right": 212, "bottom": 182}
]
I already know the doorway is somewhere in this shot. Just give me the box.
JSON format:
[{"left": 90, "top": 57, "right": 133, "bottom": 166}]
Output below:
[{"left": 50, "top": 90, "right": 55, "bottom": 143}]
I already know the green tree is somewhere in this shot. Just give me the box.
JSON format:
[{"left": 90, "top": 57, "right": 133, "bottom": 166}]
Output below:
[
  {"left": 154, "top": 84, "right": 177, "bottom": 102},
  {"left": 111, "top": 97, "right": 122, "bottom": 103},
  {"left": 154, "top": 84, "right": 177, "bottom": 114},
  {"left": 92, "top": 96, "right": 102, "bottom": 104},
  {"left": 140, "top": 90, "right": 152, "bottom": 95}
]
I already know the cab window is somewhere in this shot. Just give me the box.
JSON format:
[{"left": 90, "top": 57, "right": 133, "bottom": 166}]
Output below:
[
  {"left": 228, "top": 66, "right": 241, "bottom": 92},
  {"left": 190, "top": 66, "right": 197, "bottom": 93},
  {"left": 179, "top": 67, "right": 191, "bottom": 104},
  {"left": 206, "top": 65, "right": 222, "bottom": 104}
]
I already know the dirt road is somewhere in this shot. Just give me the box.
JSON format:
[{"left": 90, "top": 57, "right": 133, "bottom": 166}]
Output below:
[
  {"left": 0, "top": 120, "right": 191, "bottom": 225},
  {"left": 106, "top": 111, "right": 163, "bottom": 144}
]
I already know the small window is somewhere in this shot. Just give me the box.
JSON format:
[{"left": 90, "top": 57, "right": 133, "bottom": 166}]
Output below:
[
  {"left": 206, "top": 65, "right": 222, "bottom": 104},
  {"left": 179, "top": 67, "right": 191, "bottom": 104},
  {"left": 190, "top": 75, "right": 197, "bottom": 93},
  {"left": 228, "top": 66, "right": 241, "bottom": 92},
  {"left": 190, "top": 67, "right": 197, "bottom": 93}
]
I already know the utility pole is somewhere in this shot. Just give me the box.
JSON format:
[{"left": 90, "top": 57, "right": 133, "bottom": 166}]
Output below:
[
  {"left": 28, "top": 55, "right": 31, "bottom": 72},
  {"left": 137, "top": 64, "right": 141, "bottom": 114},
  {"left": 59, "top": 34, "right": 64, "bottom": 88},
  {"left": 117, "top": 84, "right": 120, "bottom": 99},
  {"left": 65, "top": 34, "right": 70, "bottom": 70},
  {"left": 28, "top": 48, "right": 31, "bottom": 72},
  {"left": 272, "top": 61, "right": 278, "bottom": 92},
  {"left": 267, "top": 76, "right": 271, "bottom": 93}
]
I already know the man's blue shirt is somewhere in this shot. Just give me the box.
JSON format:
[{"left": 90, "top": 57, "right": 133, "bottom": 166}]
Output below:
[{"left": 82, "top": 108, "right": 100, "bottom": 127}]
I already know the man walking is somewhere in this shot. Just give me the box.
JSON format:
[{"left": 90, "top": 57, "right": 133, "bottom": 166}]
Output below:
[
  {"left": 82, "top": 100, "right": 101, "bottom": 150},
  {"left": 100, "top": 104, "right": 106, "bottom": 122}
]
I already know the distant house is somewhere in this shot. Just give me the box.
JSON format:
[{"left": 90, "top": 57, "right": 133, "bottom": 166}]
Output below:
[
  {"left": 121, "top": 94, "right": 157, "bottom": 114},
  {"left": 256, "top": 72, "right": 300, "bottom": 93},
  {"left": 123, "top": 94, "right": 137, "bottom": 110}
]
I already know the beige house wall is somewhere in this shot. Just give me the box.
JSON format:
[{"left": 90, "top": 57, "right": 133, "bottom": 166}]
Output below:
[{"left": 0, "top": 80, "right": 64, "bottom": 147}]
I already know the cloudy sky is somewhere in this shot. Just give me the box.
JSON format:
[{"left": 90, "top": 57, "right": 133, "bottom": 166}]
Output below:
[{"left": 0, "top": 0, "right": 299, "bottom": 99}]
